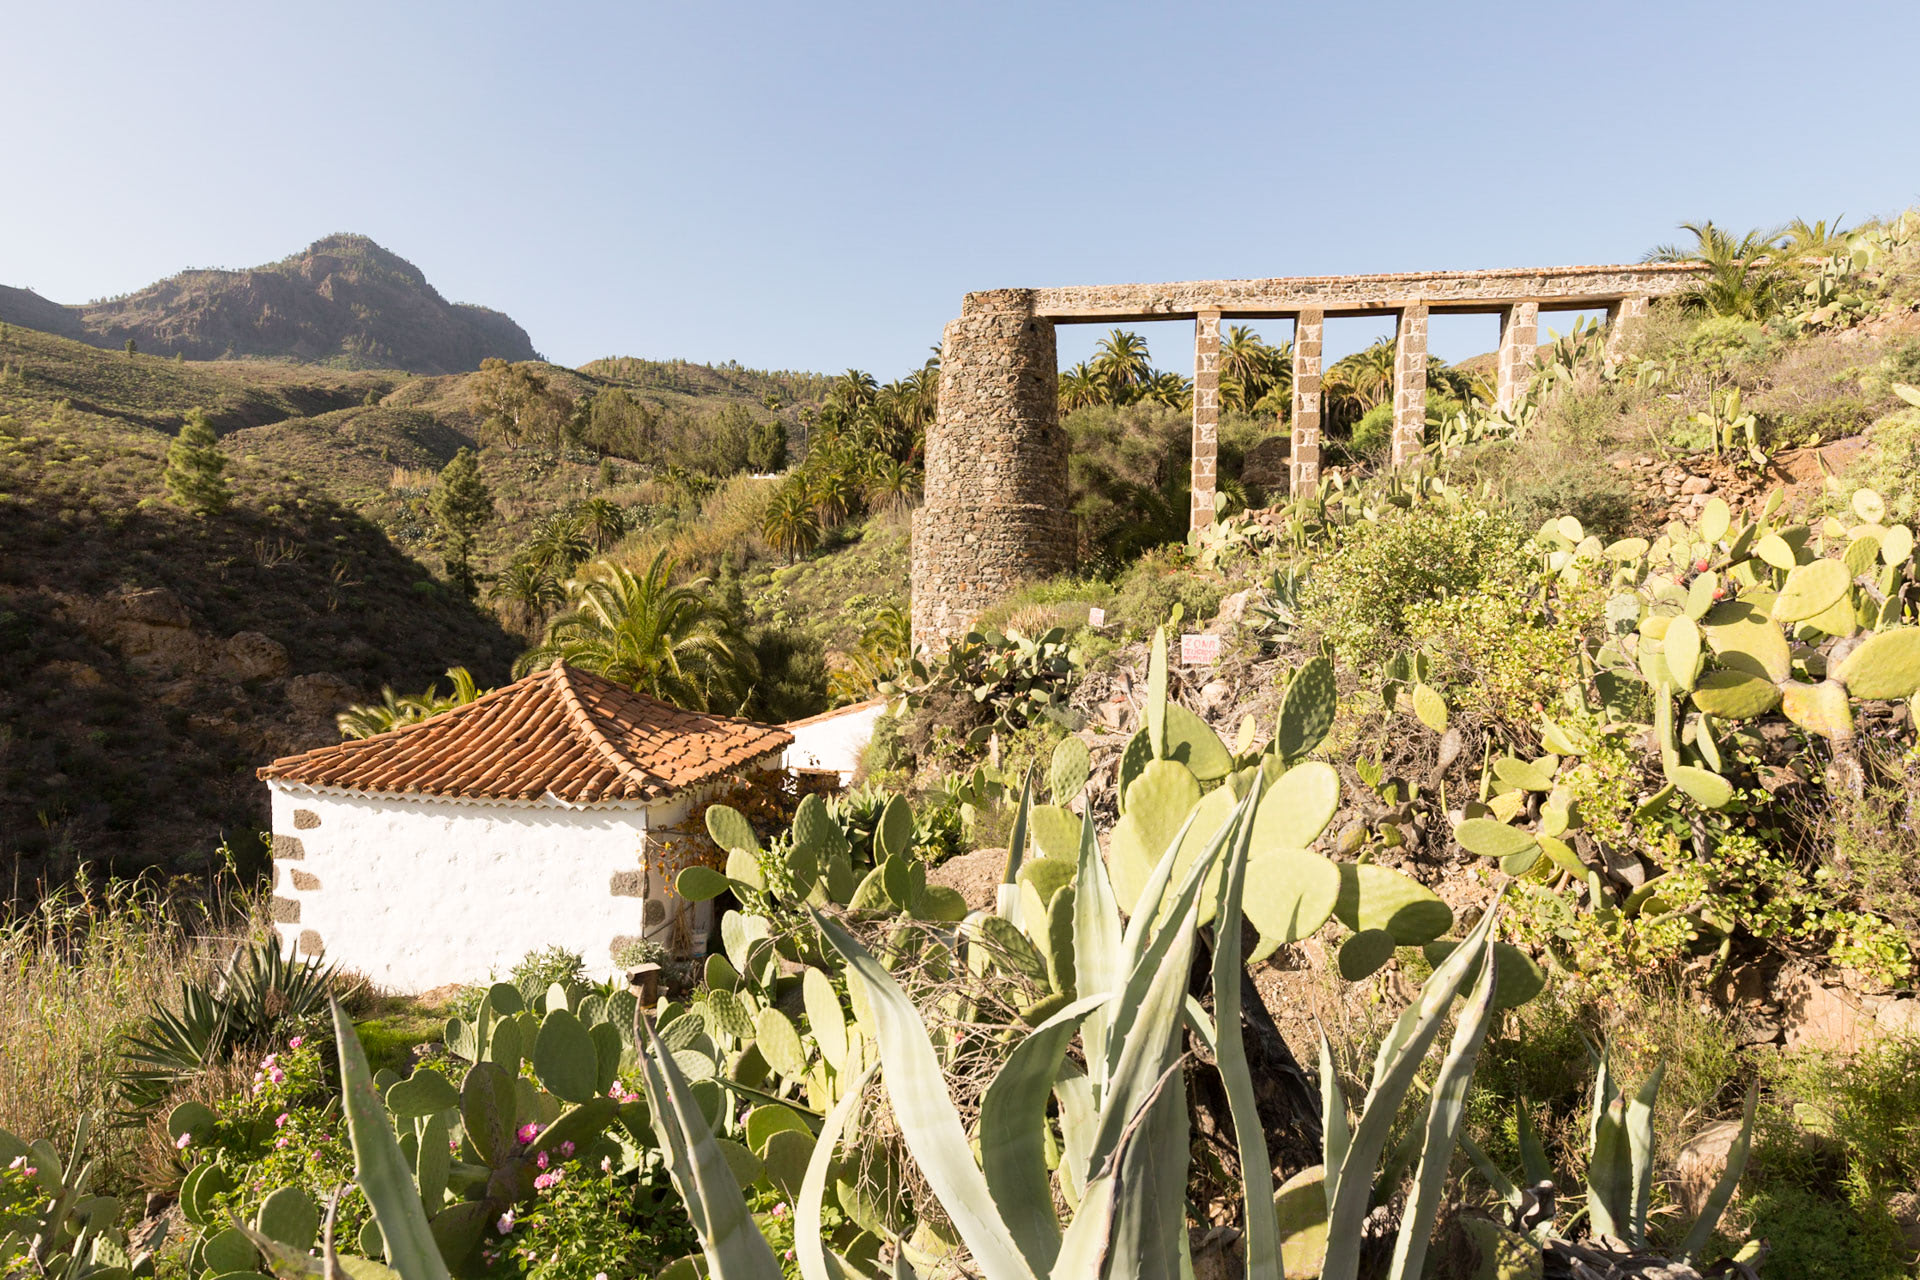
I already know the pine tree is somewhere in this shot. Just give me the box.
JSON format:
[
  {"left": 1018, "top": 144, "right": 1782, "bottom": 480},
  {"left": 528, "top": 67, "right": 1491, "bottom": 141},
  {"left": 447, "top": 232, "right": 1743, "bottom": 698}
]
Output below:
[
  {"left": 163, "top": 409, "right": 229, "bottom": 515},
  {"left": 430, "top": 447, "right": 494, "bottom": 598}
]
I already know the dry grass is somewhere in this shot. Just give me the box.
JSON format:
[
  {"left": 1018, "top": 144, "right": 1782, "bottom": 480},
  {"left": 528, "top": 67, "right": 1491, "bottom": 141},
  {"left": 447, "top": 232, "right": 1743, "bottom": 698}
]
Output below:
[{"left": 0, "top": 875, "right": 258, "bottom": 1191}]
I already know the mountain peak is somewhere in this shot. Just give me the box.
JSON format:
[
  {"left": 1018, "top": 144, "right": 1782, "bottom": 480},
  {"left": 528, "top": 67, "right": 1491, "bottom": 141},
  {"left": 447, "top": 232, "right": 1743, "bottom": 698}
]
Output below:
[{"left": 0, "top": 237, "right": 539, "bottom": 374}]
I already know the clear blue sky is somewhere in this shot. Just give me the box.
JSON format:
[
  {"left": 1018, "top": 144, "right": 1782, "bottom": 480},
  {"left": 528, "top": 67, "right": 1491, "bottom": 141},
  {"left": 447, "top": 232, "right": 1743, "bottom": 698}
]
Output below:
[{"left": 5, "top": 1, "right": 1917, "bottom": 377}]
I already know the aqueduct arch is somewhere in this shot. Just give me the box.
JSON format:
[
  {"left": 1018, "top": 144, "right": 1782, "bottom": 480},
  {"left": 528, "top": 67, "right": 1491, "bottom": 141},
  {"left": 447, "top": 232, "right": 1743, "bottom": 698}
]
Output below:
[{"left": 910, "top": 262, "right": 1703, "bottom": 652}]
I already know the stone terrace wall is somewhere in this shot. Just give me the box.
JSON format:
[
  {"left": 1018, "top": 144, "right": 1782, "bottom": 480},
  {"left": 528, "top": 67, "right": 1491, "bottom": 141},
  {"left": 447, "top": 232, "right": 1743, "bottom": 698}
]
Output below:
[
  {"left": 910, "top": 289, "right": 1074, "bottom": 652},
  {"left": 1028, "top": 262, "right": 1701, "bottom": 319}
]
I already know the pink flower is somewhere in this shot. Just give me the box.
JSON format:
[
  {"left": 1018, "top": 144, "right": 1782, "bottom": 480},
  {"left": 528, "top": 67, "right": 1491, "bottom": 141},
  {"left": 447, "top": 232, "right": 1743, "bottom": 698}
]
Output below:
[
  {"left": 535, "top": 1152, "right": 549, "bottom": 1170},
  {"left": 449, "top": 1137, "right": 461, "bottom": 1153},
  {"left": 496, "top": 1210, "right": 514, "bottom": 1234},
  {"left": 274, "top": 1136, "right": 289, "bottom": 1149},
  {"left": 288, "top": 1037, "right": 304, "bottom": 1049},
  {"left": 268, "top": 1068, "right": 286, "bottom": 1085},
  {"left": 558, "top": 1141, "right": 574, "bottom": 1158},
  {"left": 262, "top": 1054, "right": 278, "bottom": 1069},
  {"left": 275, "top": 1113, "right": 290, "bottom": 1128},
  {"left": 594, "top": 1273, "right": 608, "bottom": 1280},
  {"left": 772, "top": 1202, "right": 788, "bottom": 1218},
  {"left": 600, "top": 1156, "right": 613, "bottom": 1173},
  {"left": 175, "top": 1133, "right": 192, "bottom": 1150},
  {"left": 515, "top": 1122, "right": 540, "bottom": 1144}
]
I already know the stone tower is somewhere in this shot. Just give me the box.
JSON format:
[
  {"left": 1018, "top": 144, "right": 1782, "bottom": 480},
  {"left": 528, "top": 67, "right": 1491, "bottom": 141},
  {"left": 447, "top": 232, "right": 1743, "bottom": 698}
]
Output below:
[{"left": 910, "top": 289, "right": 1074, "bottom": 653}]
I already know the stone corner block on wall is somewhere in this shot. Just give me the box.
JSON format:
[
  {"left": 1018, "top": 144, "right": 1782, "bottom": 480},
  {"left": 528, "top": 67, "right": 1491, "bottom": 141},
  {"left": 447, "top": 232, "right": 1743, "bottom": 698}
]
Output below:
[
  {"left": 270, "top": 895, "right": 302, "bottom": 924},
  {"left": 271, "top": 834, "right": 305, "bottom": 860}
]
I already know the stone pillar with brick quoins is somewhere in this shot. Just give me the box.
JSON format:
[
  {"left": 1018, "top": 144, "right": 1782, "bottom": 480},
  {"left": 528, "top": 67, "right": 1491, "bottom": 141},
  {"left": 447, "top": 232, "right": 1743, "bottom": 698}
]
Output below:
[
  {"left": 1495, "top": 301, "right": 1539, "bottom": 412},
  {"left": 910, "top": 289, "right": 1074, "bottom": 655},
  {"left": 1606, "top": 295, "right": 1651, "bottom": 363},
  {"left": 1190, "top": 310, "right": 1222, "bottom": 530},
  {"left": 1391, "top": 302, "right": 1429, "bottom": 467},
  {"left": 1290, "top": 309, "right": 1324, "bottom": 494}
]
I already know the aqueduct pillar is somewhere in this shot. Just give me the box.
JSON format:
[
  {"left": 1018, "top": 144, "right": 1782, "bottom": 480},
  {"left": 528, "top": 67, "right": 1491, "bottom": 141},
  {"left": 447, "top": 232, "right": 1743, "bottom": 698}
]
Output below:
[
  {"left": 1290, "top": 309, "right": 1324, "bottom": 492},
  {"left": 1189, "top": 311, "right": 1222, "bottom": 530},
  {"left": 1390, "top": 302, "right": 1428, "bottom": 467},
  {"left": 1495, "top": 301, "right": 1540, "bottom": 412},
  {"left": 909, "top": 289, "right": 1074, "bottom": 655}
]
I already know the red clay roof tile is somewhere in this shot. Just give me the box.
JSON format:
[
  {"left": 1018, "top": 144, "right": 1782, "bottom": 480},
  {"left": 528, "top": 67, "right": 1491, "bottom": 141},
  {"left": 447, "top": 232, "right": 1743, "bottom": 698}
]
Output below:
[{"left": 257, "top": 662, "right": 792, "bottom": 804}]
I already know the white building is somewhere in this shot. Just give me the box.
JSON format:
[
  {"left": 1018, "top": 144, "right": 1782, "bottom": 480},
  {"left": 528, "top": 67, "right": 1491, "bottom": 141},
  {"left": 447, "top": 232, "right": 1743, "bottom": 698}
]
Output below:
[
  {"left": 780, "top": 697, "right": 886, "bottom": 786},
  {"left": 257, "top": 661, "right": 792, "bottom": 993}
]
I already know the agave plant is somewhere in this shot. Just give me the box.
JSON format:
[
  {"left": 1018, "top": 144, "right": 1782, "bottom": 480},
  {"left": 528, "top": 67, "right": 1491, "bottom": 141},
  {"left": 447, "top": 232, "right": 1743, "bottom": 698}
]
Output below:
[{"left": 114, "top": 940, "right": 337, "bottom": 1123}]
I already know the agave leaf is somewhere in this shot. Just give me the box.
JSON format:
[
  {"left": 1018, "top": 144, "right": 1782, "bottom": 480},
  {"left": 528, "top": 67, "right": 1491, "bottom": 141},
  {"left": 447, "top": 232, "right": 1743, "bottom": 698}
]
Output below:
[
  {"left": 1205, "top": 782, "right": 1280, "bottom": 1280},
  {"left": 1072, "top": 809, "right": 1122, "bottom": 1101},
  {"left": 637, "top": 1014, "right": 783, "bottom": 1280},
  {"left": 813, "top": 913, "right": 1038, "bottom": 1280},
  {"left": 979, "top": 996, "right": 1109, "bottom": 1271},
  {"left": 1386, "top": 936, "right": 1499, "bottom": 1280},
  {"left": 795, "top": 1065, "right": 875, "bottom": 1280},
  {"left": 328, "top": 1000, "right": 450, "bottom": 1280},
  {"left": 1319, "top": 1033, "right": 1350, "bottom": 1206},
  {"left": 1678, "top": 1084, "right": 1759, "bottom": 1265},
  {"left": 1626, "top": 1058, "right": 1667, "bottom": 1246},
  {"left": 1320, "top": 907, "right": 1497, "bottom": 1280}
]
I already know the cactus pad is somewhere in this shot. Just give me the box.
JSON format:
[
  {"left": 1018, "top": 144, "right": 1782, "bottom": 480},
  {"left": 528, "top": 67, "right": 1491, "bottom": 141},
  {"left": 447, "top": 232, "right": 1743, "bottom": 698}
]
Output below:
[
  {"left": 1834, "top": 627, "right": 1920, "bottom": 698},
  {"left": 1333, "top": 864, "right": 1452, "bottom": 945}
]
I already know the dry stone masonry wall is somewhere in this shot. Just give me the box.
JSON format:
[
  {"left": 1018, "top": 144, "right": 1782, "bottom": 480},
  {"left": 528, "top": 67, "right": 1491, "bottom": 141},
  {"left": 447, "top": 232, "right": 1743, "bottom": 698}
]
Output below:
[
  {"left": 911, "top": 262, "right": 1703, "bottom": 650},
  {"left": 909, "top": 290, "right": 1075, "bottom": 651}
]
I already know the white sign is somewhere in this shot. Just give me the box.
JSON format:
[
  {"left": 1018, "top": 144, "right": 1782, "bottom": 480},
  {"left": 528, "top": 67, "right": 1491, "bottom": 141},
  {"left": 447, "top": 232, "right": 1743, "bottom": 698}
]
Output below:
[
  {"left": 1180, "top": 633, "right": 1220, "bottom": 665},
  {"left": 1087, "top": 606, "right": 1107, "bottom": 628}
]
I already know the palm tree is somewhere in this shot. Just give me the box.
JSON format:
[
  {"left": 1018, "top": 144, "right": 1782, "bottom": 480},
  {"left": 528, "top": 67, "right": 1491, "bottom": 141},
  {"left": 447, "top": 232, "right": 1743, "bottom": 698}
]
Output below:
[
  {"left": 577, "top": 498, "right": 627, "bottom": 551},
  {"left": 808, "top": 466, "right": 859, "bottom": 528},
  {"left": 1645, "top": 221, "right": 1791, "bottom": 320},
  {"left": 516, "top": 552, "right": 752, "bottom": 712},
  {"left": 523, "top": 510, "right": 593, "bottom": 574},
  {"left": 337, "top": 667, "right": 485, "bottom": 739},
  {"left": 1091, "top": 329, "right": 1153, "bottom": 402},
  {"left": 1059, "top": 362, "right": 1105, "bottom": 412},
  {"left": 1325, "top": 340, "right": 1396, "bottom": 423},
  {"left": 1778, "top": 216, "right": 1850, "bottom": 259},
  {"left": 490, "top": 558, "right": 566, "bottom": 634},
  {"left": 828, "top": 369, "right": 878, "bottom": 414},
  {"left": 1143, "top": 370, "right": 1192, "bottom": 411},
  {"left": 762, "top": 481, "right": 821, "bottom": 562},
  {"left": 863, "top": 458, "right": 920, "bottom": 514},
  {"left": 828, "top": 605, "right": 914, "bottom": 702},
  {"left": 1219, "top": 325, "right": 1283, "bottom": 407}
]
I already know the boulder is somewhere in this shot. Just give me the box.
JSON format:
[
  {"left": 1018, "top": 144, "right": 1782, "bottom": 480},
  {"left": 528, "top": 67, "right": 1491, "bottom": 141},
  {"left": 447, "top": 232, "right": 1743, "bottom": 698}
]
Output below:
[{"left": 222, "top": 631, "right": 290, "bottom": 681}]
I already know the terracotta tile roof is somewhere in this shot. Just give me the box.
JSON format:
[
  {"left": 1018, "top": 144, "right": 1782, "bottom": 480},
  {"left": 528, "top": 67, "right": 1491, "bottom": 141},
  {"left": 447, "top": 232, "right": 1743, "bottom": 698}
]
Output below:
[{"left": 258, "top": 662, "right": 792, "bottom": 805}]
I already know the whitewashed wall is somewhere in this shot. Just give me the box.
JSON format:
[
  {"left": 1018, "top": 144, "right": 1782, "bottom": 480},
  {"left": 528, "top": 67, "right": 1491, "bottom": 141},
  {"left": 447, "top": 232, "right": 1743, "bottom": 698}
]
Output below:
[
  {"left": 266, "top": 784, "right": 691, "bottom": 994},
  {"left": 782, "top": 699, "right": 886, "bottom": 784}
]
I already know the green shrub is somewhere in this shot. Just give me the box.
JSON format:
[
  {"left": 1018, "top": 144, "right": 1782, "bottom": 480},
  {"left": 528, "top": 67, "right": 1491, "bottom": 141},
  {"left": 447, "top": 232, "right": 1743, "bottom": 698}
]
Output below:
[
  {"left": 1350, "top": 403, "right": 1394, "bottom": 456},
  {"left": 509, "top": 946, "right": 587, "bottom": 997},
  {"left": 1401, "top": 562, "right": 1599, "bottom": 733},
  {"left": 1300, "top": 504, "right": 1525, "bottom": 672},
  {"left": 1732, "top": 1182, "right": 1910, "bottom": 1280},
  {"left": 1109, "top": 547, "right": 1226, "bottom": 638},
  {"left": 1841, "top": 405, "right": 1920, "bottom": 522},
  {"left": 487, "top": 1159, "right": 694, "bottom": 1280}
]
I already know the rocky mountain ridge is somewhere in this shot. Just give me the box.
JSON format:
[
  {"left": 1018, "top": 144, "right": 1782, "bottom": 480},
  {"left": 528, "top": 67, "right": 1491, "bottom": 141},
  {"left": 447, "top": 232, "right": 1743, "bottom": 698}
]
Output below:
[{"left": 0, "top": 234, "right": 539, "bottom": 374}]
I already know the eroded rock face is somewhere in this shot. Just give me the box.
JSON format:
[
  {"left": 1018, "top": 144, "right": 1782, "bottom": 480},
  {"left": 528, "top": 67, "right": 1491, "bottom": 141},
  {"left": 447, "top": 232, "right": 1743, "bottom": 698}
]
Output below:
[
  {"left": 222, "top": 631, "right": 291, "bottom": 681},
  {"left": 286, "top": 672, "right": 360, "bottom": 724}
]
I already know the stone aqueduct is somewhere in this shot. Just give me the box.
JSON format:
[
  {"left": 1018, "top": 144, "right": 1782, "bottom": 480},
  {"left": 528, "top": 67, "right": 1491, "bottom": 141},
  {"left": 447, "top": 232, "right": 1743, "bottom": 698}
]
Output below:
[{"left": 908, "top": 261, "right": 1705, "bottom": 652}]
